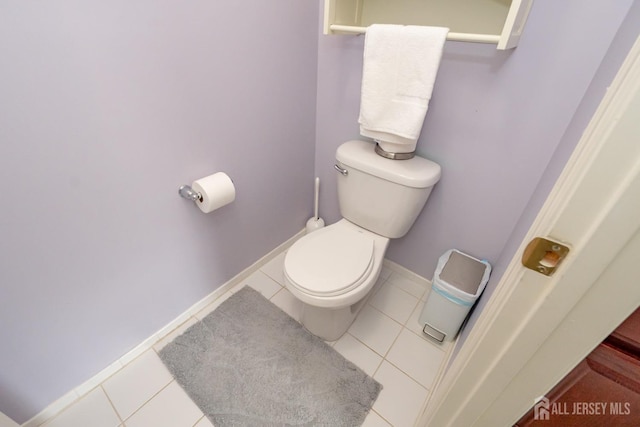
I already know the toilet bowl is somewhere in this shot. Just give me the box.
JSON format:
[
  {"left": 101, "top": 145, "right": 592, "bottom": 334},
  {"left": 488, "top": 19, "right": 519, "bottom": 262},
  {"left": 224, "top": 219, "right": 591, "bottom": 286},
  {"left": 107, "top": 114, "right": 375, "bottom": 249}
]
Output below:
[
  {"left": 283, "top": 139, "right": 441, "bottom": 341},
  {"left": 284, "top": 219, "right": 389, "bottom": 340}
]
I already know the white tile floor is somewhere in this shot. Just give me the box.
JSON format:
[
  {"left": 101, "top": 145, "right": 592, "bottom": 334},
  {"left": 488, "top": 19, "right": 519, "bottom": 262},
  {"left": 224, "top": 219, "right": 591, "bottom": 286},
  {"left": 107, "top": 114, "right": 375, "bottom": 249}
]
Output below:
[{"left": 39, "top": 251, "right": 453, "bottom": 427}]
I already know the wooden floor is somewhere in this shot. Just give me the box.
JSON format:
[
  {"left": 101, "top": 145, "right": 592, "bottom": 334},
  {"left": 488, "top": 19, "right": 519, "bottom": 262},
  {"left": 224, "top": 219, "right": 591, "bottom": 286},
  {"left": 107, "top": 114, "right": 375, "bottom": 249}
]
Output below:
[{"left": 515, "top": 308, "right": 640, "bottom": 426}]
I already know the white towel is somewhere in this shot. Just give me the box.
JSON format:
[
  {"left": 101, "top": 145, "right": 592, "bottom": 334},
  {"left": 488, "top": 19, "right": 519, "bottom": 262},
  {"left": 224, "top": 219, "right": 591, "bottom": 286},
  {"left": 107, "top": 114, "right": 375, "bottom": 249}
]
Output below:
[{"left": 358, "top": 24, "right": 449, "bottom": 151}]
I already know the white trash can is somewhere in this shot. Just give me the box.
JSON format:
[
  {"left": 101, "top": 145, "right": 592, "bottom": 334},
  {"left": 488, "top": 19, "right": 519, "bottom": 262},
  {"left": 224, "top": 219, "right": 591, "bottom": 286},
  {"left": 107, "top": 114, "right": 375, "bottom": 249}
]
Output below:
[{"left": 419, "top": 249, "right": 491, "bottom": 342}]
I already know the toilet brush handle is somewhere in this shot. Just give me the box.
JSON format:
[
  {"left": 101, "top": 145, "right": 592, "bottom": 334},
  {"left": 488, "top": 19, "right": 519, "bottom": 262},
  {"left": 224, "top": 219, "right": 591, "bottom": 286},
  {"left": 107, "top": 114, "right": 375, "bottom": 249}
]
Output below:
[{"left": 314, "top": 177, "right": 320, "bottom": 220}]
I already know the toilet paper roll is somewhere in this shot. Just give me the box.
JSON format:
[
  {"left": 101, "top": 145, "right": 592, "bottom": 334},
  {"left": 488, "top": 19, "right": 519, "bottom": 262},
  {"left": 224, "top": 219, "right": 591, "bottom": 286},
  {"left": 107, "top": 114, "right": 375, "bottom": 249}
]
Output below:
[{"left": 191, "top": 172, "right": 236, "bottom": 213}]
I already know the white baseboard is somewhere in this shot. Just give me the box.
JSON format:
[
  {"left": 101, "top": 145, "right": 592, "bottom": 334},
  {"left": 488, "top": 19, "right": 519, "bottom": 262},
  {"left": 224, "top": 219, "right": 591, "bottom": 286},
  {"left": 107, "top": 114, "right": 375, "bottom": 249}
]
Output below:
[
  {"left": 22, "top": 229, "right": 304, "bottom": 427},
  {"left": 0, "top": 413, "right": 20, "bottom": 427},
  {"left": 383, "top": 258, "right": 432, "bottom": 288}
]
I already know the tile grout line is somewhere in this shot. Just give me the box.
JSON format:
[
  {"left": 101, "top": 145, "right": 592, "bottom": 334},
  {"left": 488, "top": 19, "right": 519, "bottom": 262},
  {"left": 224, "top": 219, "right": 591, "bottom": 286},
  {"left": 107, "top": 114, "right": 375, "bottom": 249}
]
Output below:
[
  {"left": 343, "top": 331, "right": 384, "bottom": 372},
  {"left": 384, "top": 276, "right": 427, "bottom": 303},
  {"left": 369, "top": 280, "right": 420, "bottom": 324},
  {"left": 366, "top": 294, "right": 446, "bottom": 353},
  {"left": 191, "top": 414, "right": 207, "bottom": 427},
  {"left": 370, "top": 407, "right": 394, "bottom": 426},
  {"left": 351, "top": 302, "right": 435, "bottom": 392},
  {"left": 377, "top": 275, "right": 427, "bottom": 324},
  {"left": 117, "top": 377, "right": 176, "bottom": 425},
  {"left": 99, "top": 384, "right": 125, "bottom": 427},
  {"left": 104, "top": 347, "right": 178, "bottom": 424}
]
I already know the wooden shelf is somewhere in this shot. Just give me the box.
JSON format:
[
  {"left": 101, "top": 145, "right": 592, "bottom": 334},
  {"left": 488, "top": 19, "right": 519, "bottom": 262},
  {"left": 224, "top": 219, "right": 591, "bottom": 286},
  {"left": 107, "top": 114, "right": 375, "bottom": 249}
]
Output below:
[{"left": 324, "top": 0, "right": 533, "bottom": 50}]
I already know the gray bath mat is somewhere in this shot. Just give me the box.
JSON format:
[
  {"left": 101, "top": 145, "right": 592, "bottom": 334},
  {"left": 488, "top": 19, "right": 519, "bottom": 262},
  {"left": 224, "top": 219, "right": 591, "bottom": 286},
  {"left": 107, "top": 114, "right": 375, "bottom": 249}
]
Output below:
[{"left": 159, "top": 286, "right": 382, "bottom": 426}]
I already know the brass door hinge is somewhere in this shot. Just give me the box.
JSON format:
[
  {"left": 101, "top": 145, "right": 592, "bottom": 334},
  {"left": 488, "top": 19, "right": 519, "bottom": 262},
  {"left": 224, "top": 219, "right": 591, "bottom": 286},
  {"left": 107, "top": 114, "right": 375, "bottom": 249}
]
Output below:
[{"left": 522, "top": 237, "right": 570, "bottom": 276}]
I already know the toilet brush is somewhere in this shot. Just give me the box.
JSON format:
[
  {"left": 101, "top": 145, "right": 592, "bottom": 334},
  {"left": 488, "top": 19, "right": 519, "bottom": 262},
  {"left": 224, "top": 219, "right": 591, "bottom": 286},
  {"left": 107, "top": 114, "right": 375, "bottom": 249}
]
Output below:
[{"left": 305, "top": 177, "right": 325, "bottom": 233}]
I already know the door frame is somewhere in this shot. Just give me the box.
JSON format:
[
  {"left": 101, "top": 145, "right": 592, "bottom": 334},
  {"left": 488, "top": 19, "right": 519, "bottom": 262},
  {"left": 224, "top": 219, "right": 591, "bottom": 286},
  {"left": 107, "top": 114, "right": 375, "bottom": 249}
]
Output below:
[{"left": 418, "top": 35, "right": 640, "bottom": 426}]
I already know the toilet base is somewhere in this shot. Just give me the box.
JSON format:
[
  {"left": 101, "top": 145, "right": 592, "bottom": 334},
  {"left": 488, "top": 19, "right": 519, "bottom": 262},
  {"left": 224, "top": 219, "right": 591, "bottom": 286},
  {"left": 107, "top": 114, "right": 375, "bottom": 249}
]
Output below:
[
  {"left": 300, "top": 277, "right": 383, "bottom": 341},
  {"left": 301, "top": 304, "right": 356, "bottom": 341}
]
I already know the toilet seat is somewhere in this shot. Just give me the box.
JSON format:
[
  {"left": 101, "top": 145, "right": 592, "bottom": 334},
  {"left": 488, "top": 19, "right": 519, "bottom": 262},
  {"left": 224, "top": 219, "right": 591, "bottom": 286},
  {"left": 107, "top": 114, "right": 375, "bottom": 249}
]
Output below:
[{"left": 285, "top": 226, "right": 375, "bottom": 297}]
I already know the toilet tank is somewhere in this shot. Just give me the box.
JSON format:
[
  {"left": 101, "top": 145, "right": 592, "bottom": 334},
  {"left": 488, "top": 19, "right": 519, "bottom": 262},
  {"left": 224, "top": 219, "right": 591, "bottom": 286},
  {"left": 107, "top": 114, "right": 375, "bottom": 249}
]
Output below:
[{"left": 335, "top": 140, "right": 441, "bottom": 239}]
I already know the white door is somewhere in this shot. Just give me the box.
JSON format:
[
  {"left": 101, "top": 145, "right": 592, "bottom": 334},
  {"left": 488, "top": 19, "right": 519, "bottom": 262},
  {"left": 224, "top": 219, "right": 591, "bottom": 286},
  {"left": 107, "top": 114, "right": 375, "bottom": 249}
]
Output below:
[{"left": 419, "top": 35, "right": 640, "bottom": 426}]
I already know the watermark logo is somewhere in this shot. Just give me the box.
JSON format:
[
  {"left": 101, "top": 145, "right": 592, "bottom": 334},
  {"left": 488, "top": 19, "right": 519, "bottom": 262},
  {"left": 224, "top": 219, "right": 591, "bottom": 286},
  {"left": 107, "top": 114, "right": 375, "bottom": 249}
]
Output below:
[
  {"left": 533, "top": 396, "right": 632, "bottom": 421},
  {"left": 534, "top": 396, "right": 550, "bottom": 421}
]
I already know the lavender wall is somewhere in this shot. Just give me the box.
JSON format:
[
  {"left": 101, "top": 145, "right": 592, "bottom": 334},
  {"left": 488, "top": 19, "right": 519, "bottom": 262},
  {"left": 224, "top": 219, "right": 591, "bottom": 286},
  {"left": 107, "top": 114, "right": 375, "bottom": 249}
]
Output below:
[
  {"left": 315, "top": 0, "right": 634, "bottom": 279},
  {"left": 456, "top": 0, "right": 640, "bottom": 356},
  {"left": 0, "top": 1, "right": 318, "bottom": 422}
]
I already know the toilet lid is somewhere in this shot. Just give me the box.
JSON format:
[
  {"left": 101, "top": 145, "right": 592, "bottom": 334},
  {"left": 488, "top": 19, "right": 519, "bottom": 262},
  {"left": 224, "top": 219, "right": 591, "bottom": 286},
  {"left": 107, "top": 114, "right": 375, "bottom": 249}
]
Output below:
[{"left": 285, "top": 227, "right": 375, "bottom": 296}]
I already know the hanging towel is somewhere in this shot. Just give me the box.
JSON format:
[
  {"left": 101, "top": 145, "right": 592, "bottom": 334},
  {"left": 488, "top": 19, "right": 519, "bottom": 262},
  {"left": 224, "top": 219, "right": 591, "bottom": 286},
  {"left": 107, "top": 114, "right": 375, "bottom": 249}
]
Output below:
[{"left": 358, "top": 24, "right": 449, "bottom": 152}]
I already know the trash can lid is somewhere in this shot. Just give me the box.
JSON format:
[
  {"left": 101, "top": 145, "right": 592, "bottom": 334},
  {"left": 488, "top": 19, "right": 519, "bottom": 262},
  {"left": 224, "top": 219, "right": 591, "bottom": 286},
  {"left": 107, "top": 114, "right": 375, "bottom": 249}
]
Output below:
[{"left": 439, "top": 251, "right": 488, "bottom": 294}]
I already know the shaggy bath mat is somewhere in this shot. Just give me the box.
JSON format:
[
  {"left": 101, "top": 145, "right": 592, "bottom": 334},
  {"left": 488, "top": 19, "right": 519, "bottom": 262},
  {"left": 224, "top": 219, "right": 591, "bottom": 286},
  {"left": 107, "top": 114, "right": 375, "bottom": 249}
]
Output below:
[{"left": 159, "top": 286, "right": 382, "bottom": 426}]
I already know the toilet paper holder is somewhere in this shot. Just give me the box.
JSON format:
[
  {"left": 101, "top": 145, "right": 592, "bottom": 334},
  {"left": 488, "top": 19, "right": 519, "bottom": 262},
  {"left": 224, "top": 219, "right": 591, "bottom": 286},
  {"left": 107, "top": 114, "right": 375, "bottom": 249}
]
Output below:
[
  {"left": 179, "top": 172, "right": 236, "bottom": 213},
  {"left": 178, "top": 185, "right": 202, "bottom": 202}
]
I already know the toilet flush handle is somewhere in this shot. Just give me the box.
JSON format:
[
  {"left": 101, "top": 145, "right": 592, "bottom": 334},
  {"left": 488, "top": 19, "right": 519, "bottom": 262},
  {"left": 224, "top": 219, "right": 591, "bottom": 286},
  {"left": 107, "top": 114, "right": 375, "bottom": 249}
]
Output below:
[{"left": 334, "top": 164, "right": 348, "bottom": 176}]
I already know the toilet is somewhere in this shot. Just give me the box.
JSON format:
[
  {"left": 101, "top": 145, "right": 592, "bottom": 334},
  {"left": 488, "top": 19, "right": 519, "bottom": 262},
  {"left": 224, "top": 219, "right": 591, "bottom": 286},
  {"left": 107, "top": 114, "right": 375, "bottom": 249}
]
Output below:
[{"left": 284, "top": 140, "right": 441, "bottom": 341}]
